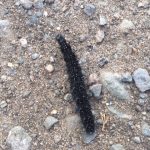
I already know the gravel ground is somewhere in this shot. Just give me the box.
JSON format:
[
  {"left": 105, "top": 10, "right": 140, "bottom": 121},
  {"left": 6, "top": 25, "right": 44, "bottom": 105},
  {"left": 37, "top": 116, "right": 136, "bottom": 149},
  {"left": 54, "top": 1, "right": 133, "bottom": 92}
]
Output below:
[{"left": 0, "top": 0, "right": 150, "bottom": 150}]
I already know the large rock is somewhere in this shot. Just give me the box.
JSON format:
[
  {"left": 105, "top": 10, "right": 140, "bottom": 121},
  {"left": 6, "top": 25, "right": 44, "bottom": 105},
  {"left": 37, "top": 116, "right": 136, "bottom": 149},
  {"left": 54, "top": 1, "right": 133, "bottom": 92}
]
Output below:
[
  {"left": 6, "top": 126, "right": 32, "bottom": 150},
  {"left": 101, "top": 72, "right": 130, "bottom": 100},
  {"left": 133, "top": 68, "right": 150, "bottom": 92}
]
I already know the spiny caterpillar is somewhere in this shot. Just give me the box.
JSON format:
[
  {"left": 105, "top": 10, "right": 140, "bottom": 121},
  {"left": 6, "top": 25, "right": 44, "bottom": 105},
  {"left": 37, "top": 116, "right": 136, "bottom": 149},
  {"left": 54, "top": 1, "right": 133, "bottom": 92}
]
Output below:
[{"left": 56, "top": 34, "right": 95, "bottom": 134}]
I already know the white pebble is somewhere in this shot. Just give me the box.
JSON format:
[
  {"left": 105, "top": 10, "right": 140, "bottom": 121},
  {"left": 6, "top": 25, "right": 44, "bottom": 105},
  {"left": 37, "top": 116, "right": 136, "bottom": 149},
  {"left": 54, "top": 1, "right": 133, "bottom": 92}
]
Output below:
[
  {"left": 51, "top": 110, "right": 57, "bottom": 115},
  {"left": 20, "top": 38, "right": 27, "bottom": 48},
  {"left": 43, "top": 11, "right": 48, "bottom": 17},
  {"left": 45, "top": 64, "right": 54, "bottom": 73}
]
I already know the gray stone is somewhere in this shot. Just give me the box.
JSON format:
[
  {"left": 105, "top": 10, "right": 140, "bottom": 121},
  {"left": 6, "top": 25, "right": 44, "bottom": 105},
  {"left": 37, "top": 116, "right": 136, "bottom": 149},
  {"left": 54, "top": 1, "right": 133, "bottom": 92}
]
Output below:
[
  {"left": 99, "top": 15, "right": 107, "bottom": 26},
  {"left": 98, "top": 57, "right": 109, "bottom": 68},
  {"left": 132, "top": 136, "right": 141, "bottom": 144},
  {"left": 101, "top": 72, "right": 130, "bottom": 100},
  {"left": 27, "top": 15, "right": 39, "bottom": 26},
  {"left": 0, "top": 20, "right": 10, "bottom": 38},
  {"left": 0, "top": 100, "right": 7, "bottom": 108},
  {"left": 34, "top": 0, "right": 44, "bottom": 9},
  {"left": 119, "top": 19, "right": 135, "bottom": 33},
  {"left": 83, "top": 132, "right": 96, "bottom": 144},
  {"left": 18, "top": 57, "right": 24, "bottom": 65},
  {"left": 79, "top": 34, "right": 88, "bottom": 42},
  {"left": 89, "top": 84, "right": 102, "bottom": 99},
  {"left": 20, "top": 0, "right": 33, "bottom": 10},
  {"left": 110, "top": 144, "right": 125, "bottom": 150},
  {"left": 142, "top": 122, "right": 150, "bottom": 137},
  {"left": 83, "top": 4, "right": 96, "bottom": 16},
  {"left": 133, "top": 68, "right": 150, "bottom": 92},
  {"left": 54, "top": 135, "right": 61, "bottom": 143},
  {"left": 64, "top": 93, "right": 72, "bottom": 101},
  {"left": 121, "top": 72, "right": 132, "bottom": 83},
  {"left": 43, "top": 116, "right": 58, "bottom": 130},
  {"left": 6, "top": 126, "right": 32, "bottom": 150},
  {"left": 108, "top": 106, "right": 132, "bottom": 119},
  {"left": 95, "top": 30, "right": 105, "bottom": 43},
  {"left": 31, "top": 53, "right": 39, "bottom": 60}
]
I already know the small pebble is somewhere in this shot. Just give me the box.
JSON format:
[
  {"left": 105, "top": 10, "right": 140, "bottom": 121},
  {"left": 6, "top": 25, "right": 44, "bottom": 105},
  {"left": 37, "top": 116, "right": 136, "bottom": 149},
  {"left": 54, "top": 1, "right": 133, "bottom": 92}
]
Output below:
[
  {"left": 31, "top": 53, "right": 39, "bottom": 60},
  {"left": 22, "top": 91, "right": 31, "bottom": 98},
  {"left": 83, "top": 132, "right": 96, "bottom": 144},
  {"left": 0, "top": 100, "right": 7, "bottom": 108},
  {"left": 7, "top": 63, "right": 14, "bottom": 68},
  {"left": 64, "top": 93, "right": 72, "bottom": 101},
  {"left": 83, "top": 4, "right": 96, "bottom": 16},
  {"left": 19, "top": 38, "right": 27, "bottom": 48},
  {"left": 50, "top": 56, "right": 55, "bottom": 63},
  {"left": 89, "top": 84, "right": 102, "bottom": 99},
  {"left": 121, "top": 72, "right": 132, "bottom": 83},
  {"left": 133, "top": 68, "right": 150, "bottom": 92},
  {"left": 96, "top": 30, "right": 105, "bottom": 43},
  {"left": 98, "top": 57, "right": 109, "bottom": 68},
  {"left": 43, "top": 116, "right": 58, "bottom": 130},
  {"left": 43, "top": 11, "right": 48, "bottom": 17},
  {"left": 99, "top": 15, "right": 107, "bottom": 26},
  {"left": 27, "top": 15, "right": 39, "bottom": 26},
  {"left": 110, "top": 144, "right": 125, "bottom": 150},
  {"left": 132, "top": 136, "right": 141, "bottom": 144},
  {"left": 142, "top": 121, "right": 150, "bottom": 137},
  {"left": 18, "top": 58, "right": 24, "bottom": 65},
  {"left": 119, "top": 19, "right": 135, "bottom": 33},
  {"left": 51, "top": 109, "right": 57, "bottom": 115},
  {"left": 79, "top": 34, "right": 88, "bottom": 42},
  {"left": 142, "top": 112, "right": 146, "bottom": 115},
  {"left": 54, "top": 135, "right": 61, "bottom": 143},
  {"left": 45, "top": 64, "right": 54, "bottom": 73},
  {"left": 56, "top": 27, "right": 61, "bottom": 31}
]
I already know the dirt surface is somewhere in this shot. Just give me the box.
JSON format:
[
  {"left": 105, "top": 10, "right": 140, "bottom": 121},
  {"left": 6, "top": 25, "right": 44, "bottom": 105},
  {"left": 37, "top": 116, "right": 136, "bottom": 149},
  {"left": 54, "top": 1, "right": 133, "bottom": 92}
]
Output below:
[{"left": 0, "top": 0, "right": 150, "bottom": 150}]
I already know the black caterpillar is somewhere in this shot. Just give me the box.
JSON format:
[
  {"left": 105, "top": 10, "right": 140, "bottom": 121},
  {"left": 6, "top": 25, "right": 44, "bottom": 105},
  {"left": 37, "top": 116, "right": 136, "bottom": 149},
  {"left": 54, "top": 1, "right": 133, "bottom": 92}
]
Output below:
[{"left": 56, "top": 34, "right": 95, "bottom": 134}]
